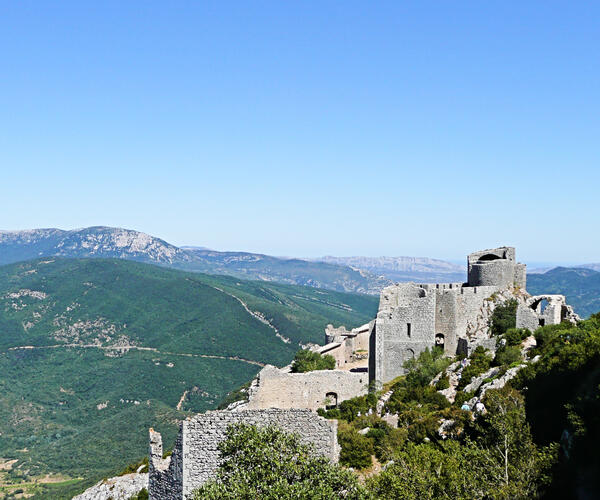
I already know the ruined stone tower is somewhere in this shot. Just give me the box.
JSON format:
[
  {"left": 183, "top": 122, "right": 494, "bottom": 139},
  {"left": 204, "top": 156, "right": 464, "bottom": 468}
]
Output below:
[{"left": 372, "top": 247, "right": 526, "bottom": 384}]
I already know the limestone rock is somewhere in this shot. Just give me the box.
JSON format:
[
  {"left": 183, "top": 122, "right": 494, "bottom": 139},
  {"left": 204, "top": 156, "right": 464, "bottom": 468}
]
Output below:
[
  {"left": 72, "top": 473, "right": 147, "bottom": 500},
  {"left": 463, "top": 366, "right": 501, "bottom": 394}
]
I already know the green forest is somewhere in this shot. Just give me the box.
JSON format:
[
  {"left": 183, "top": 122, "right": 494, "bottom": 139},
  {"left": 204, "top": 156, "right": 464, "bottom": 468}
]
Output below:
[{"left": 0, "top": 258, "right": 377, "bottom": 498}]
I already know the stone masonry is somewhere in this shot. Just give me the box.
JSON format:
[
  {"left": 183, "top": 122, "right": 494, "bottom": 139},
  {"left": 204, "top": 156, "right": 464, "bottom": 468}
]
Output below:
[
  {"left": 372, "top": 246, "right": 575, "bottom": 384},
  {"left": 245, "top": 364, "right": 368, "bottom": 410},
  {"left": 149, "top": 409, "right": 339, "bottom": 499}
]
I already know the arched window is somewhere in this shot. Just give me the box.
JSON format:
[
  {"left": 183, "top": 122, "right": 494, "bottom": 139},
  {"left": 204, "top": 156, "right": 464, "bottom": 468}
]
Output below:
[
  {"left": 325, "top": 392, "right": 338, "bottom": 410},
  {"left": 435, "top": 333, "right": 445, "bottom": 346}
]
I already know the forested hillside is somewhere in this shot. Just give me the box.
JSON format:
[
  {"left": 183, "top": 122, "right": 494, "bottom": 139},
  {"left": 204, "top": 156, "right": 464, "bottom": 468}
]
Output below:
[{"left": 0, "top": 258, "right": 377, "bottom": 498}]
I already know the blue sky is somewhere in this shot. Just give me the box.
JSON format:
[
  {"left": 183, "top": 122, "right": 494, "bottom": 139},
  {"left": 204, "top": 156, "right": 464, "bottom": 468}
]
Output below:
[{"left": 1, "top": 1, "right": 598, "bottom": 262}]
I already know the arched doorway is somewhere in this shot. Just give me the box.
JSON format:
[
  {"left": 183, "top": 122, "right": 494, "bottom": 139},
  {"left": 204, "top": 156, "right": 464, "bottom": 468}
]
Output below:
[{"left": 435, "top": 333, "right": 445, "bottom": 347}]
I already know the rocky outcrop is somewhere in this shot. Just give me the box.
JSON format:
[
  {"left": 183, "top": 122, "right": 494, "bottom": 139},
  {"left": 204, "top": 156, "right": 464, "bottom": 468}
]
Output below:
[{"left": 72, "top": 473, "right": 147, "bottom": 500}]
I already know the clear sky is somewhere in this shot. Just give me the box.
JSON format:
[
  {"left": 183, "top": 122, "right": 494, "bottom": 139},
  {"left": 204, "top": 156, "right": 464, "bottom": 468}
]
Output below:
[{"left": 1, "top": 1, "right": 598, "bottom": 262}]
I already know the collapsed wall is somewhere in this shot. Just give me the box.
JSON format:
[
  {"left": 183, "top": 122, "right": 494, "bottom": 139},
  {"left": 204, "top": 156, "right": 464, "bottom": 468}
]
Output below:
[
  {"left": 148, "top": 409, "right": 339, "bottom": 500},
  {"left": 516, "top": 294, "right": 579, "bottom": 331}
]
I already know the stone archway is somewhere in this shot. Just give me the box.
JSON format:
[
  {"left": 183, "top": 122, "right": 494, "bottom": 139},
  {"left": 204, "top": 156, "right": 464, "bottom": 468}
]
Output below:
[{"left": 325, "top": 392, "right": 338, "bottom": 410}]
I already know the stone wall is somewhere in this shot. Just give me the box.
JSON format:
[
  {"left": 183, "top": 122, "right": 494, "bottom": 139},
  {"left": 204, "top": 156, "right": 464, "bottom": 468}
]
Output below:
[
  {"left": 246, "top": 365, "right": 368, "bottom": 410},
  {"left": 323, "top": 322, "right": 372, "bottom": 369},
  {"left": 149, "top": 428, "right": 183, "bottom": 499},
  {"left": 516, "top": 294, "right": 579, "bottom": 331},
  {"left": 148, "top": 409, "right": 339, "bottom": 499},
  {"left": 374, "top": 283, "right": 436, "bottom": 383},
  {"left": 372, "top": 282, "right": 499, "bottom": 384}
]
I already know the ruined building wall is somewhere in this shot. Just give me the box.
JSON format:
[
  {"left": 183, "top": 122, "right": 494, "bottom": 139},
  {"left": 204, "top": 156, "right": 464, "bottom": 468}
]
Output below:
[
  {"left": 149, "top": 428, "right": 183, "bottom": 500},
  {"left": 373, "top": 283, "right": 501, "bottom": 384},
  {"left": 246, "top": 365, "right": 368, "bottom": 410},
  {"left": 323, "top": 322, "right": 372, "bottom": 369},
  {"left": 374, "top": 283, "right": 436, "bottom": 383},
  {"left": 516, "top": 295, "right": 579, "bottom": 332},
  {"left": 148, "top": 409, "right": 339, "bottom": 499}
]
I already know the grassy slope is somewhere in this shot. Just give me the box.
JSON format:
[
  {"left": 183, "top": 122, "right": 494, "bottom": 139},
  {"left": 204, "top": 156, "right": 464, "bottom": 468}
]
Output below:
[
  {"left": 527, "top": 267, "right": 600, "bottom": 318},
  {"left": 0, "top": 258, "right": 377, "bottom": 498}
]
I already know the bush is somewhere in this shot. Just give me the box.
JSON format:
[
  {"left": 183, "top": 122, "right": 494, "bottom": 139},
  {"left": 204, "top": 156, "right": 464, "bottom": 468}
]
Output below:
[
  {"left": 338, "top": 422, "right": 374, "bottom": 469},
  {"left": 494, "top": 345, "right": 522, "bottom": 367},
  {"left": 490, "top": 299, "right": 518, "bottom": 336},
  {"left": 504, "top": 328, "right": 530, "bottom": 346},
  {"left": 290, "top": 349, "right": 336, "bottom": 373},
  {"left": 337, "top": 393, "right": 377, "bottom": 422},
  {"left": 403, "top": 347, "right": 452, "bottom": 388},
  {"left": 435, "top": 375, "right": 450, "bottom": 390},
  {"left": 118, "top": 456, "right": 148, "bottom": 476},
  {"left": 129, "top": 489, "right": 149, "bottom": 500},
  {"left": 193, "top": 423, "right": 369, "bottom": 499},
  {"left": 457, "top": 346, "right": 493, "bottom": 390}
]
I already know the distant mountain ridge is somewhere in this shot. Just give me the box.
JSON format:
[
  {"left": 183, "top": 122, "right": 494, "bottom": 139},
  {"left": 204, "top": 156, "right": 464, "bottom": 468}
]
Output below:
[
  {"left": 0, "top": 227, "right": 462, "bottom": 294},
  {"left": 0, "top": 227, "right": 191, "bottom": 265},
  {"left": 313, "top": 255, "right": 465, "bottom": 283}
]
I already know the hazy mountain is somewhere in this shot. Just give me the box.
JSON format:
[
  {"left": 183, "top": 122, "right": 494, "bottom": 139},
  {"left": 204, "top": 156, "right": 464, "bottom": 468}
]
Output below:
[
  {"left": 527, "top": 267, "right": 600, "bottom": 318},
  {"left": 0, "top": 227, "right": 393, "bottom": 294},
  {"left": 313, "top": 255, "right": 465, "bottom": 283},
  {"left": 577, "top": 263, "right": 600, "bottom": 272},
  {"left": 180, "top": 248, "right": 392, "bottom": 294},
  {"left": 0, "top": 257, "right": 377, "bottom": 498}
]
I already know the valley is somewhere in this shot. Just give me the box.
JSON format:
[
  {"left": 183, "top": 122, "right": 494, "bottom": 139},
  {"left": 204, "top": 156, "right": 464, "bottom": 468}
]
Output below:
[{"left": 0, "top": 258, "right": 377, "bottom": 498}]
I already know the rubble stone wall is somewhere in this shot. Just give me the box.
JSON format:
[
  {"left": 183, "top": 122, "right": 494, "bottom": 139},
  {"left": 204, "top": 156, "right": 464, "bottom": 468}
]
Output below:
[
  {"left": 148, "top": 409, "right": 339, "bottom": 499},
  {"left": 246, "top": 365, "right": 368, "bottom": 410}
]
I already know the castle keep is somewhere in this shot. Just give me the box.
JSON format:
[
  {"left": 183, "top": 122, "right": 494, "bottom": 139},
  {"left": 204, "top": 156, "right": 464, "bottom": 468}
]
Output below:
[{"left": 373, "top": 246, "right": 527, "bottom": 383}]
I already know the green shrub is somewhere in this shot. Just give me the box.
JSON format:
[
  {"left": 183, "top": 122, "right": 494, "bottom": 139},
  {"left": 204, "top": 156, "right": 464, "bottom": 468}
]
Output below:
[
  {"left": 193, "top": 423, "right": 368, "bottom": 499},
  {"left": 290, "top": 349, "right": 336, "bottom": 373},
  {"left": 490, "top": 299, "right": 518, "bottom": 336},
  {"left": 457, "top": 346, "right": 493, "bottom": 390},
  {"left": 504, "top": 327, "right": 531, "bottom": 346},
  {"left": 435, "top": 375, "right": 450, "bottom": 390},
  {"left": 129, "top": 489, "right": 149, "bottom": 500},
  {"left": 118, "top": 456, "right": 148, "bottom": 476},
  {"left": 403, "top": 347, "right": 452, "bottom": 388},
  {"left": 338, "top": 422, "right": 374, "bottom": 469},
  {"left": 494, "top": 345, "right": 522, "bottom": 367},
  {"left": 337, "top": 394, "right": 377, "bottom": 422}
]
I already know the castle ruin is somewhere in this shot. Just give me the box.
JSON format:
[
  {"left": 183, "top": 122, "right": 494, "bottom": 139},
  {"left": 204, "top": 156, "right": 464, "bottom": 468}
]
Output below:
[{"left": 147, "top": 246, "right": 578, "bottom": 498}]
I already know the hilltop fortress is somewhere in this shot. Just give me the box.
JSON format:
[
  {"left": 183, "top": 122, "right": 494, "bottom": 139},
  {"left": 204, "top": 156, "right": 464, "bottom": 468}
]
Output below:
[
  {"left": 241, "top": 247, "right": 577, "bottom": 406},
  {"left": 148, "top": 246, "right": 578, "bottom": 499}
]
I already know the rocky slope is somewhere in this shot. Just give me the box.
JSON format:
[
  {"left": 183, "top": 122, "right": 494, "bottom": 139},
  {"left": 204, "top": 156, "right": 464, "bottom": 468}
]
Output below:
[{"left": 0, "top": 227, "right": 190, "bottom": 266}]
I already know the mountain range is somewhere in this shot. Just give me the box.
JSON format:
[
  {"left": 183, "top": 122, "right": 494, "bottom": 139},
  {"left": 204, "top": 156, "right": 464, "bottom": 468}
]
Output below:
[
  {"left": 0, "top": 227, "right": 467, "bottom": 293},
  {"left": 1, "top": 227, "right": 598, "bottom": 319}
]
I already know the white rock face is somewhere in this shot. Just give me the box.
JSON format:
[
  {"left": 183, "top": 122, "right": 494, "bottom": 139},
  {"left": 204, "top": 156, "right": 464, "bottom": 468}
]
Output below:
[{"left": 72, "top": 473, "right": 147, "bottom": 500}]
